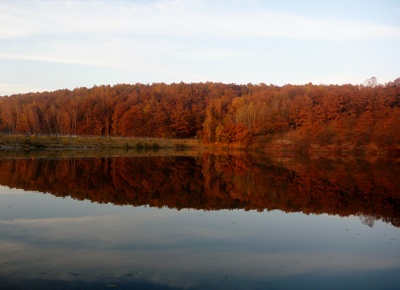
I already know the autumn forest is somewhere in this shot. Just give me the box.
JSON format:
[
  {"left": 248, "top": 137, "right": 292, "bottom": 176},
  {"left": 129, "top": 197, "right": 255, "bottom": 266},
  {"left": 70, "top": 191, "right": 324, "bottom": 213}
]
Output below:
[{"left": 1, "top": 80, "right": 400, "bottom": 152}]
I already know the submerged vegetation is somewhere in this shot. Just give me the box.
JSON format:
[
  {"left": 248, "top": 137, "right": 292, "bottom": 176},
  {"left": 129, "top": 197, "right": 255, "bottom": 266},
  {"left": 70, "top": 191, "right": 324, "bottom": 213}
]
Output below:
[{"left": 1, "top": 80, "right": 399, "bottom": 154}]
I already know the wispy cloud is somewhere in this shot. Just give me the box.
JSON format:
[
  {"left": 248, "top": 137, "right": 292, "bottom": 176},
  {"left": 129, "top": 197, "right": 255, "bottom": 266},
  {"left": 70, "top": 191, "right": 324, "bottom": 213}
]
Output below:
[
  {"left": 0, "top": 53, "right": 100, "bottom": 66},
  {"left": 0, "top": 0, "right": 399, "bottom": 94},
  {"left": 2, "top": 1, "right": 398, "bottom": 71},
  {"left": 2, "top": 0, "right": 399, "bottom": 41}
]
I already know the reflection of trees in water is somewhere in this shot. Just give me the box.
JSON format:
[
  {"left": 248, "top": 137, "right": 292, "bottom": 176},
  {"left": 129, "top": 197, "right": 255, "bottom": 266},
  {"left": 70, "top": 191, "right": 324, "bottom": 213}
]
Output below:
[
  {"left": 0, "top": 155, "right": 399, "bottom": 227},
  {"left": 360, "top": 215, "right": 376, "bottom": 228}
]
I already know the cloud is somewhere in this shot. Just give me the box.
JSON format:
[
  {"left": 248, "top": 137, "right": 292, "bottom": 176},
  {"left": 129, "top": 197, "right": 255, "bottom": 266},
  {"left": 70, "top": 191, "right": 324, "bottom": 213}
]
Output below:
[
  {"left": 1, "top": 1, "right": 398, "bottom": 46},
  {"left": 0, "top": 53, "right": 99, "bottom": 66},
  {"left": 1, "top": 0, "right": 399, "bottom": 41},
  {"left": 0, "top": 0, "right": 399, "bottom": 94},
  {"left": 1, "top": 0, "right": 397, "bottom": 70},
  {"left": 0, "top": 82, "right": 57, "bottom": 96}
]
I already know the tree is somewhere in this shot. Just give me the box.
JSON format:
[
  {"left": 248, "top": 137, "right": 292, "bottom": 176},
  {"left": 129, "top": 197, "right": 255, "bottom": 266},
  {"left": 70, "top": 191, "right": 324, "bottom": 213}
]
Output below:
[{"left": 364, "top": 76, "right": 378, "bottom": 88}]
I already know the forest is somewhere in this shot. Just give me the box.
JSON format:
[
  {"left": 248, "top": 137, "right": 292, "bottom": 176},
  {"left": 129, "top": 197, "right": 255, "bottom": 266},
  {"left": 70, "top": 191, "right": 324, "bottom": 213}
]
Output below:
[{"left": 0, "top": 80, "right": 399, "bottom": 152}]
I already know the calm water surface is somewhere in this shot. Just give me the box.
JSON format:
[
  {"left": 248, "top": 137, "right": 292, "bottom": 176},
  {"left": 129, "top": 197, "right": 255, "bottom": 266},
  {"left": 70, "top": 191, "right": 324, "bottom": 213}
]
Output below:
[{"left": 0, "top": 154, "right": 399, "bottom": 289}]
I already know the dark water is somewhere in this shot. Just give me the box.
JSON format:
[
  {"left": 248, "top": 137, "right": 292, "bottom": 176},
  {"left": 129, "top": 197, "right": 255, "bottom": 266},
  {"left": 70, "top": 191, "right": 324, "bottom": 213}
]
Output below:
[{"left": 0, "top": 154, "right": 399, "bottom": 289}]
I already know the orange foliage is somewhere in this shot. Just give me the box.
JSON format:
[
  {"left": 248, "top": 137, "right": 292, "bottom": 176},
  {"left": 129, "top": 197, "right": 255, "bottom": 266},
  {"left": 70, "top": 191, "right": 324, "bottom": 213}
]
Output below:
[{"left": 1, "top": 81, "right": 400, "bottom": 152}]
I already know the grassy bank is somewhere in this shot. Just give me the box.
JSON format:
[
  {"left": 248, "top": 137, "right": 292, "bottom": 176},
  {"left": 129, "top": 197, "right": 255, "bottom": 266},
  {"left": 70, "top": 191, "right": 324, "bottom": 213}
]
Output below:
[
  {"left": 0, "top": 134, "right": 201, "bottom": 151},
  {"left": 1, "top": 134, "right": 398, "bottom": 160}
]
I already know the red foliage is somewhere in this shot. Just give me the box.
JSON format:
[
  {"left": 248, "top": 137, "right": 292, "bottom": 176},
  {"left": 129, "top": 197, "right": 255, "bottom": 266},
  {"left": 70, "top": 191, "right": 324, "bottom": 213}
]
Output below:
[{"left": 1, "top": 81, "right": 400, "bottom": 151}]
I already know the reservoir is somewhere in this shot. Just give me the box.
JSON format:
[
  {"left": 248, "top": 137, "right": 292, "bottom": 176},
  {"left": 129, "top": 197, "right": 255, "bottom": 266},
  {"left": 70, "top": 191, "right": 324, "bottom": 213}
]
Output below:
[{"left": 0, "top": 154, "right": 399, "bottom": 289}]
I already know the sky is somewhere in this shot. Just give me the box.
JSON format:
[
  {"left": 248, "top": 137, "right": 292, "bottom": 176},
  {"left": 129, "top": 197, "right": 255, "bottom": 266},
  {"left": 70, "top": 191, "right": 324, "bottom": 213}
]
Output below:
[{"left": 0, "top": 0, "right": 399, "bottom": 96}]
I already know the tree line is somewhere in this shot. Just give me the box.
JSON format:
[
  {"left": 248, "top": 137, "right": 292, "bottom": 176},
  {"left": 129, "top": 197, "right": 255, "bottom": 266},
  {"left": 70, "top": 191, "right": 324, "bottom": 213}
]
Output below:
[{"left": 1, "top": 80, "right": 399, "bottom": 151}]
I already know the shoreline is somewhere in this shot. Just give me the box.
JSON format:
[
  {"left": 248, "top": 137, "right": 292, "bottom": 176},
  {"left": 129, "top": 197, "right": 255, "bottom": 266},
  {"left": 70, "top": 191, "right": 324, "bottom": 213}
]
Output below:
[
  {"left": 0, "top": 134, "right": 201, "bottom": 150},
  {"left": 0, "top": 134, "right": 399, "bottom": 160}
]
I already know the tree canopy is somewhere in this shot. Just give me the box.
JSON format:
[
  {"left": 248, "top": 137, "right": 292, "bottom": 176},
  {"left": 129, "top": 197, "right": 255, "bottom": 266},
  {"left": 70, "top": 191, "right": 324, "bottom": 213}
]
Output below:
[{"left": 1, "top": 81, "right": 399, "bottom": 152}]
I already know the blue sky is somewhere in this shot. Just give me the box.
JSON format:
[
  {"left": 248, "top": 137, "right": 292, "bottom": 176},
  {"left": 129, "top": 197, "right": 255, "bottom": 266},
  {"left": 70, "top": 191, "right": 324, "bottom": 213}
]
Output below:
[{"left": 1, "top": 0, "right": 399, "bottom": 96}]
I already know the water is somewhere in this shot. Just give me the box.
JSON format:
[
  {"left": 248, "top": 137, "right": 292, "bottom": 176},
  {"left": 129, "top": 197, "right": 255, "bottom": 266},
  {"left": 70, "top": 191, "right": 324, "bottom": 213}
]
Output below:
[{"left": 0, "top": 154, "right": 399, "bottom": 289}]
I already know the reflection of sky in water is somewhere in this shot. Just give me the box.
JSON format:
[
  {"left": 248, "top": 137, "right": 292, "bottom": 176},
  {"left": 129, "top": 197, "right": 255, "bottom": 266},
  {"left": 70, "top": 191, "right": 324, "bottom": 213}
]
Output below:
[{"left": 0, "top": 185, "right": 399, "bottom": 290}]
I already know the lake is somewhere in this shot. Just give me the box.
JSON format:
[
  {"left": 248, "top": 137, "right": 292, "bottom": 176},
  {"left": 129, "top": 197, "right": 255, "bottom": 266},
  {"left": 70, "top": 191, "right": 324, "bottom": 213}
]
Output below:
[{"left": 0, "top": 153, "right": 399, "bottom": 289}]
